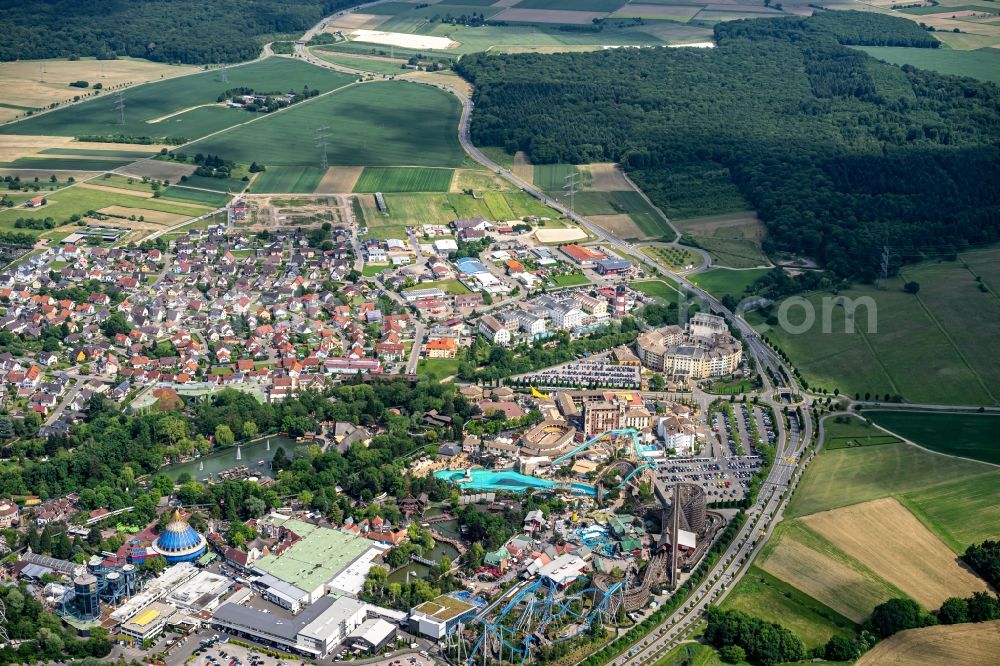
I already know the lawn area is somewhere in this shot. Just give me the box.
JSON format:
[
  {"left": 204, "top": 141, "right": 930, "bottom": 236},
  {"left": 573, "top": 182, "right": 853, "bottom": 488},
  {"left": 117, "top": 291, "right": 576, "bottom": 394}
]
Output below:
[
  {"left": 418, "top": 358, "right": 460, "bottom": 382},
  {"left": 0, "top": 184, "right": 208, "bottom": 232},
  {"left": 785, "top": 441, "right": 995, "bottom": 519},
  {"left": 632, "top": 280, "right": 679, "bottom": 303},
  {"left": 854, "top": 46, "right": 1000, "bottom": 85},
  {"left": 161, "top": 186, "right": 230, "bottom": 207},
  {"left": 822, "top": 414, "right": 901, "bottom": 451},
  {"left": 405, "top": 279, "right": 470, "bottom": 295},
  {"left": 550, "top": 273, "right": 590, "bottom": 288},
  {"left": 722, "top": 565, "right": 856, "bottom": 649},
  {"left": 353, "top": 167, "right": 454, "bottom": 193},
  {"left": 189, "top": 81, "right": 465, "bottom": 167},
  {"left": 864, "top": 410, "right": 1000, "bottom": 465},
  {"left": 250, "top": 167, "right": 328, "bottom": 193},
  {"left": 362, "top": 264, "right": 389, "bottom": 276},
  {"left": 363, "top": 224, "right": 411, "bottom": 241},
  {"left": 690, "top": 267, "right": 769, "bottom": 301},
  {"left": 0, "top": 58, "right": 355, "bottom": 142},
  {"left": 749, "top": 263, "right": 1000, "bottom": 405}
]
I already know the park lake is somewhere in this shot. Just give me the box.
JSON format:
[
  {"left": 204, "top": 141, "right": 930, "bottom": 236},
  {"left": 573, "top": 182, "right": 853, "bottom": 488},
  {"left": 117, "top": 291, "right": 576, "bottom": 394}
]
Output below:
[{"left": 161, "top": 436, "right": 298, "bottom": 482}]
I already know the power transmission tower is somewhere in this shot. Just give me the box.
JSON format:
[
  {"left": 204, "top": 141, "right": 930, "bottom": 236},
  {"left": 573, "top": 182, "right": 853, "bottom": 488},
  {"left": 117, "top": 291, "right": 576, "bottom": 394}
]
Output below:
[
  {"left": 563, "top": 171, "right": 579, "bottom": 214},
  {"left": 113, "top": 91, "right": 126, "bottom": 126},
  {"left": 220, "top": 63, "right": 228, "bottom": 84},
  {"left": 315, "top": 125, "right": 330, "bottom": 170},
  {"left": 38, "top": 62, "right": 45, "bottom": 82},
  {"left": 877, "top": 244, "right": 890, "bottom": 290}
]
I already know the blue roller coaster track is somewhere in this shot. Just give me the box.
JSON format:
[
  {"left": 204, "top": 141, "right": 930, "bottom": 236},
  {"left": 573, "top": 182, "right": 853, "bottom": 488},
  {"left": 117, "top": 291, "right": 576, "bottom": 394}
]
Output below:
[{"left": 466, "top": 576, "right": 626, "bottom": 666}]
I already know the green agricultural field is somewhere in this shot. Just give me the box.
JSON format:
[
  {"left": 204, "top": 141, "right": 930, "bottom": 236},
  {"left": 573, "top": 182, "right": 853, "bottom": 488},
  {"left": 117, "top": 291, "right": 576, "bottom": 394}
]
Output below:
[
  {"left": 178, "top": 173, "right": 248, "bottom": 193},
  {"left": 312, "top": 50, "right": 409, "bottom": 76},
  {"left": 900, "top": 471, "right": 1000, "bottom": 553},
  {"left": 482, "top": 192, "right": 516, "bottom": 220},
  {"left": 189, "top": 82, "right": 464, "bottom": 167},
  {"left": 353, "top": 167, "right": 454, "bottom": 193},
  {"left": 822, "top": 414, "right": 901, "bottom": 451},
  {"left": 40, "top": 148, "right": 157, "bottom": 158},
  {"left": 405, "top": 279, "right": 470, "bottom": 295},
  {"left": 250, "top": 166, "right": 327, "bottom": 193},
  {"left": 722, "top": 565, "right": 856, "bottom": 649},
  {"left": 92, "top": 174, "right": 157, "bottom": 192},
  {"left": 359, "top": 191, "right": 558, "bottom": 227},
  {"left": 315, "top": 41, "right": 458, "bottom": 64},
  {"left": 786, "top": 441, "right": 996, "bottom": 519},
  {"left": 0, "top": 184, "right": 208, "bottom": 233},
  {"left": 610, "top": 190, "right": 674, "bottom": 239},
  {"left": 534, "top": 163, "right": 587, "bottom": 192},
  {"left": 855, "top": 46, "right": 1000, "bottom": 85},
  {"left": 550, "top": 273, "right": 590, "bottom": 288},
  {"left": 418, "top": 358, "right": 461, "bottom": 382},
  {"left": 632, "top": 280, "right": 679, "bottom": 303},
  {"left": 751, "top": 267, "right": 999, "bottom": 405},
  {"left": 161, "top": 186, "right": 230, "bottom": 207},
  {"left": 690, "top": 267, "right": 769, "bottom": 301},
  {"left": 864, "top": 411, "right": 1000, "bottom": 465},
  {"left": 0, "top": 157, "right": 134, "bottom": 171},
  {"left": 513, "top": 0, "right": 626, "bottom": 10},
  {"left": 0, "top": 58, "right": 355, "bottom": 142}
]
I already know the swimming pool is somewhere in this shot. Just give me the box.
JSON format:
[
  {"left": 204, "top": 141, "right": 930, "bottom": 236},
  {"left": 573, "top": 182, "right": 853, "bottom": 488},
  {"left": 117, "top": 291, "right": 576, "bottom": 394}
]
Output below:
[{"left": 435, "top": 469, "right": 596, "bottom": 496}]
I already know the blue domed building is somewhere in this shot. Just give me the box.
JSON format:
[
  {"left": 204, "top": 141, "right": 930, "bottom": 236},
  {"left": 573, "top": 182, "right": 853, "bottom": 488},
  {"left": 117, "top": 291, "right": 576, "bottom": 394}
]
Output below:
[{"left": 151, "top": 510, "right": 206, "bottom": 563}]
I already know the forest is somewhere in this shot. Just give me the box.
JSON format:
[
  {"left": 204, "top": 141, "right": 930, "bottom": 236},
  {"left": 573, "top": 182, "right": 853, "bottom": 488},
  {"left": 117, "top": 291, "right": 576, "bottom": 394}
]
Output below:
[
  {"left": 457, "top": 12, "right": 1000, "bottom": 279},
  {"left": 0, "top": 0, "right": 363, "bottom": 64}
]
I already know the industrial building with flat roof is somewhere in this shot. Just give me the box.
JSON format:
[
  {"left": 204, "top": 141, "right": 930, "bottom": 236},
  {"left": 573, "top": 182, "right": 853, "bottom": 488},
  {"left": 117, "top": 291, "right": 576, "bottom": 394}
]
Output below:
[
  {"left": 251, "top": 519, "right": 380, "bottom": 610},
  {"left": 212, "top": 594, "right": 368, "bottom": 657}
]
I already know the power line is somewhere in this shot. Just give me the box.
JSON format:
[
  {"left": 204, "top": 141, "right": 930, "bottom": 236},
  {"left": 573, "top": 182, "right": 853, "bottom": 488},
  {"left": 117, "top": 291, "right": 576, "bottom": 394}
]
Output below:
[
  {"left": 315, "top": 125, "right": 330, "bottom": 170},
  {"left": 112, "top": 91, "right": 126, "bottom": 126},
  {"left": 563, "top": 171, "right": 579, "bottom": 214},
  {"left": 220, "top": 63, "right": 228, "bottom": 85}
]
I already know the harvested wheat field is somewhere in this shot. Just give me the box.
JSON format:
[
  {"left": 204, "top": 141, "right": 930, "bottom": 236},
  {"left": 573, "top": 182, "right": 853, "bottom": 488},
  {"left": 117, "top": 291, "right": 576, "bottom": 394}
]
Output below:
[
  {"left": 580, "top": 163, "right": 630, "bottom": 191},
  {"left": 118, "top": 160, "right": 195, "bottom": 181},
  {"left": 857, "top": 620, "right": 1000, "bottom": 666},
  {"left": 314, "top": 166, "right": 364, "bottom": 194},
  {"left": 512, "top": 151, "right": 533, "bottom": 183},
  {"left": 324, "top": 13, "right": 390, "bottom": 31},
  {"left": 588, "top": 214, "right": 649, "bottom": 241},
  {"left": 802, "top": 498, "right": 989, "bottom": 609},
  {"left": 98, "top": 206, "right": 190, "bottom": 225},
  {"left": 534, "top": 227, "right": 587, "bottom": 243},
  {"left": 78, "top": 183, "right": 154, "bottom": 198},
  {"left": 760, "top": 522, "right": 900, "bottom": 623},
  {"left": 0, "top": 58, "right": 198, "bottom": 111}
]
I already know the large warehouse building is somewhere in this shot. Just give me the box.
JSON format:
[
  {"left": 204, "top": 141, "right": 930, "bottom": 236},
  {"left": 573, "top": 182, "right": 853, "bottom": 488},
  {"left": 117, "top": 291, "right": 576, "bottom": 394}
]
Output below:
[{"left": 251, "top": 518, "right": 386, "bottom": 611}]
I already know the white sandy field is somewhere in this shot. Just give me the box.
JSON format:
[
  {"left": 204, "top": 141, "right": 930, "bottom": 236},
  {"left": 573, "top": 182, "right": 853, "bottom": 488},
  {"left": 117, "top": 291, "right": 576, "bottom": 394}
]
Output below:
[
  {"left": 535, "top": 228, "right": 588, "bottom": 243},
  {"left": 349, "top": 30, "right": 456, "bottom": 50}
]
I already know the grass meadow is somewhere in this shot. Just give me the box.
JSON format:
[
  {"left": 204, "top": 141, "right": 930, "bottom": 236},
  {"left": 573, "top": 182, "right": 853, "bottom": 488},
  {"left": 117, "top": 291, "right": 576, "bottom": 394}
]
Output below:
[
  {"left": 722, "top": 565, "right": 857, "bottom": 649},
  {"left": 189, "top": 82, "right": 464, "bottom": 168},
  {"left": 822, "top": 414, "right": 900, "bottom": 451},
  {"left": 855, "top": 46, "right": 1000, "bottom": 85},
  {"left": 786, "top": 440, "right": 996, "bottom": 519},
  {"left": 0, "top": 184, "right": 208, "bottom": 233},
  {"left": 864, "top": 410, "right": 1000, "bottom": 465},
  {"left": 750, "top": 254, "right": 1000, "bottom": 405},
  {"left": 357, "top": 191, "right": 556, "bottom": 227},
  {"left": 312, "top": 50, "right": 409, "bottom": 76},
  {"left": 0, "top": 58, "right": 355, "bottom": 142},
  {"left": 353, "top": 167, "right": 454, "bottom": 193},
  {"left": 161, "top": 186, "right": 230, "bottom": 207},
  {"left": 690, "top": 267, "right": 769, "bottom": 300},
  {"left": 632, "top": 280, "right": 680, "bottom": 303},
  {"left": 250, "top": 167, "right": 328, "bottom": 193}
]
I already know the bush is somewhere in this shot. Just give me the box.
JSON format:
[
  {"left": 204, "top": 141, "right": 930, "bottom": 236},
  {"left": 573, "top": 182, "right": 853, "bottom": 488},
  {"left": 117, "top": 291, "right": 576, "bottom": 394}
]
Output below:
[
  {"left": 866, "top": 598, "right": 934, "bottom": 638},
  {"left": 719, "top": 644, "right": 746, "bottom": 664}
]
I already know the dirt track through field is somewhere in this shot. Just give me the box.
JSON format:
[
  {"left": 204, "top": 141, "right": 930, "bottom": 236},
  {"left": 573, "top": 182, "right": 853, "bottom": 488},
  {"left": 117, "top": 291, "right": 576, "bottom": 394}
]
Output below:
[
  {"left": 857, "top": 620, "right": 1000, "bottom": 665},
  {"left": 802, "top": 498, "right": 989, "bottom": 609}
]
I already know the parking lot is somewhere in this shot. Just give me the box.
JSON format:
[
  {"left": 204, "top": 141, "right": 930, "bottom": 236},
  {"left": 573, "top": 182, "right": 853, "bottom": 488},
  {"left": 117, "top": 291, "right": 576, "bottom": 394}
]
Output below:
[
  {"left": 517, "top": 357, "right": 641, "bottom": 389},
  {"left": 657, "top": 455, "right": 764, "bottom": 502}
]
